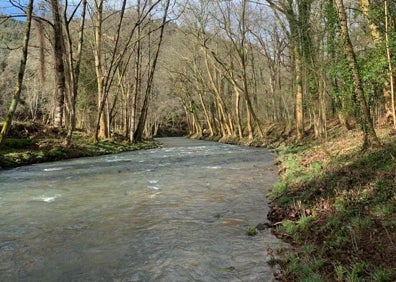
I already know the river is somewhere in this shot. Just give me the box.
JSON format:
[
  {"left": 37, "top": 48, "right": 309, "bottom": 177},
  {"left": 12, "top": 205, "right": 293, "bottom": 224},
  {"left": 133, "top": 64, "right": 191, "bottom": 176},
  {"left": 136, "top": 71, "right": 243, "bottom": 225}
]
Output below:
[{"left": 0, "top": 137, "right": 283, "bottom": 281}]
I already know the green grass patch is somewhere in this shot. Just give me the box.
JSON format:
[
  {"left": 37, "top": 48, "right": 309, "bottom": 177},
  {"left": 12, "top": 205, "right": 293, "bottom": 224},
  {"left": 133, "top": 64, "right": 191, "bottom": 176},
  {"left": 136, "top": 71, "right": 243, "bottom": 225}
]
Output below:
[
  {"left": 0, "top": 136, "right": 159, "bottom": 169},
  {"left": 245, "top": 225, "right": 258, "bottom": 236},
  {"left": 2, "top": 137, "right": 35, "bottom": 150},
  {"left": 270, "top": 134, "right": 396, "bottom": 281}
]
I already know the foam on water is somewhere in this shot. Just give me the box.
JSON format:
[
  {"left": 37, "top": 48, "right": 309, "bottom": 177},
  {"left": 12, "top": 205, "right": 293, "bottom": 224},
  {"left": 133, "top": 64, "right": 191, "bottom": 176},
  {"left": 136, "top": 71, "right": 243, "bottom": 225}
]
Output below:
[
  {"left": 43, "top": 167, "right": 64, "bottom": 172},
  {"left": 36, "top": 194, "right": 61, "bottom": 203},
  {"left": 0, "top": 137, "right": 284, "bottom": 281}
]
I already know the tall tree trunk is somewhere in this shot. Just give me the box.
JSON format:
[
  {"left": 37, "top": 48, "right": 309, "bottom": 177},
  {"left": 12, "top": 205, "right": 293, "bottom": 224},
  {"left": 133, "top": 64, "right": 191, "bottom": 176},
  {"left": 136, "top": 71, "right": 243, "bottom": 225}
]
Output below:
[
  {"left": 93, "top": 0, "right": 108, "bottom": 141},
  {"left": 233, "top": 84, "right": 243, "bottom": 138},
  {"left": 240, "top": 0, "right": 263, "bottom": 139},
  {"left": 267, "top": 0, "right": 312, "bottom": 139},
  {"left": 384, "top": 0, "right": 396, "bottom": 128},
  {"left": 65, "top": 0, "right": 87, "bottom": 145},
  {"left": 295, "top": 44, "right": 304, "bottom": 139},
  {"left": 0, "top": 0, "right": 34, "bottom": 148},
  {"left": 134, "top": 0, "right": 170, "bottom": 141},
  {"left": 360, "top": 0, "right": 395, "bottom": 126},
  {"left": 197, "top": 90, "right": 214, "bottom": 137},
  {"left": 333, "top": 0, "right": 380, "bottom": 148},
  {"left": 203, "top": 50, "right": 232, "bottom": 137},
  {"left": 51, "top": 0, "right": 66, "bottom": 128}
]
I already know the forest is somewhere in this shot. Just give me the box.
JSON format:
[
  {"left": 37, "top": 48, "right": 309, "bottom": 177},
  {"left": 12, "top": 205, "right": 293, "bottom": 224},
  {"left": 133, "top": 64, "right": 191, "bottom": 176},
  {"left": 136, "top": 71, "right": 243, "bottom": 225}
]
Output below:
[{"left": 1, "top": 0, "right": 396, "bottom": 280}]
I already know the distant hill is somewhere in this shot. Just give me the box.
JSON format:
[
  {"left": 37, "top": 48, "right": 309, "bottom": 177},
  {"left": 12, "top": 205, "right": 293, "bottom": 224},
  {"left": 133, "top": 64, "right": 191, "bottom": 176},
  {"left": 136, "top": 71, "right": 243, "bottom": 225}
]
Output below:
[{"left": 0, "top": 16, "right": 25, "bottom": 70}]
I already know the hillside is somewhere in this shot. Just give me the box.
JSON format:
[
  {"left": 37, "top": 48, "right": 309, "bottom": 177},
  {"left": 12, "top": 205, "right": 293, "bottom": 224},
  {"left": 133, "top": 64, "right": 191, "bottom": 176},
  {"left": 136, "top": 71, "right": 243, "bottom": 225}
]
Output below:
[{"left": 266, "top": 124, "right": 396, "bottom": 281}]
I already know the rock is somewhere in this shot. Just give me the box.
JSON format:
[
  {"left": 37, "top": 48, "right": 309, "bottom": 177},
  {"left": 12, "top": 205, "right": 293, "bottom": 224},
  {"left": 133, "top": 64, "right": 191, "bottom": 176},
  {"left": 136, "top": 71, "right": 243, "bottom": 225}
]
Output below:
[{"left": 256, "top": 222, "right": 273, "bottom": 230}]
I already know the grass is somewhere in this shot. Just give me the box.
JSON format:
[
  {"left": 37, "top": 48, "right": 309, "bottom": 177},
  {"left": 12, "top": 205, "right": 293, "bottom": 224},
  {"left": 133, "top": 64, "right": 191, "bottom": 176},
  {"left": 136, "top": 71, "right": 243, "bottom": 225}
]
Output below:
[
  {"left": 268, "top": 127, "right": 396, "bottom": 281},
  {"left": 246, "top": 225, "right": 258, "bottom": 236}
]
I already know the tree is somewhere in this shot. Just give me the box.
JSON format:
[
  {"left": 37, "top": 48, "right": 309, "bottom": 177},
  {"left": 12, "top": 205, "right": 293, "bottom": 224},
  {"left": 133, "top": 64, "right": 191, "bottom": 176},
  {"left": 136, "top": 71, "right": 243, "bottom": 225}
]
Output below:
[
  {"left": 90, "top": 0, "right": 166, "bottom": 142},
  {"left": 333, "top": 0, "right": 380, "bottom": 148},
  {"left": 50, "top": 0, "right": 66, "bottom": 128},
  {"left": 359, "top": 0, "right": 395, "bottom": 127},
  {"left": 64, "top": 0, "right": 88, "bottom": 145},
  {"left": 384, "top": 0, "right": 396, "bottom": 128},
  {"left": 266, "top": 0, "right": 313, "bottom": 140},
  {"left": 134, "top": 0, "right": 171, "bottom": 141},
  {"left": 0, "top": 0, "right": 34, "bottom": 147}
]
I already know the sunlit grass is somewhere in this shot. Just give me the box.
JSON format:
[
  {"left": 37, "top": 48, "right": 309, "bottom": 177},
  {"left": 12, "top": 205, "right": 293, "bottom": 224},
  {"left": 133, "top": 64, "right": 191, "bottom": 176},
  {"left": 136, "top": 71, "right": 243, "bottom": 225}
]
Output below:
[
  {"left": 0, "top": 132, "right": 160, "bottom": 168},
  {"left": 270, "top": 128, "right": 396, "bottom": 281}
]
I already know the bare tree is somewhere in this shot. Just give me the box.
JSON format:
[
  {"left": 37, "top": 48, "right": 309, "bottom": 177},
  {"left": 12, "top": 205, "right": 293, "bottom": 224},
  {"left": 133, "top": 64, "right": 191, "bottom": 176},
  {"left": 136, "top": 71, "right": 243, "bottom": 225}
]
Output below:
[
  {"left": 50, "top": 0, "right": 66, "bottom": 128},
  {"left": 134, "top": 0, "right": 171, "bottom": 141},
  {"left": 64, "top": 0, "right": 88, "bottom": 145},
  {"left": 0, "top": 0, "right": 34, "bottom": 147}
]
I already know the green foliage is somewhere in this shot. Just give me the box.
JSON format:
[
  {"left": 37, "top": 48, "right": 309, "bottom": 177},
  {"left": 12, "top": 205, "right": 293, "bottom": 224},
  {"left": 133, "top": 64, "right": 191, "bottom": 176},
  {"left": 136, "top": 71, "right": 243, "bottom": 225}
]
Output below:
[
  {"left": 245, "top": 225, "right": 258, "bottom": 236},
  {"left": 2, "top": 137, "right": 34, "bottom": 149},
  {"left": 359, "top": 47, "right": 387, "bottom": 86},
  {"left": 334, "top": 263, "right": 347, "bottom": 281},
  {"left": 371, "top": 268, "right": 393, "bottom": 282},
  {"left": 280, "top": 220, "right": 298, "bottom": 235},
  {"left": 347, "top": 262, "right": 366, "bottom": 282},
  {"left": 284, "top": 254, "right": 324, "bottom": 282},
  {"left": 334, "top": 263, "right": 393, "bottom": 282},
  {"left": 270, "top": 182, "right": 289, "bottom": 202},
  {"left": 324, "top": 0, "right": 355, "bottom": 117},
  {"left": 297, "top": 215, "right": 315, "bottom": 231}
]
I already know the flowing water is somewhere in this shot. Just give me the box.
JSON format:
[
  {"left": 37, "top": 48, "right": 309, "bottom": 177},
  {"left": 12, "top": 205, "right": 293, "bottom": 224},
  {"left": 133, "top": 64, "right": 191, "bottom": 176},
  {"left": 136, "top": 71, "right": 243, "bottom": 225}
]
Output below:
[{"left": 0, "top": 137, "right": 284, "bottom": 281}]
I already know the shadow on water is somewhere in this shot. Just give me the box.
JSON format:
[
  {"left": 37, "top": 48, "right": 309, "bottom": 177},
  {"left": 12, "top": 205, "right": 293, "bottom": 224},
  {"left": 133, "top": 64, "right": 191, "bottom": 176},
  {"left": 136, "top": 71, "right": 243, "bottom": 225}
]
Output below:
[{"left": 0, "top": 137, "right": 284, "bottom": 281}]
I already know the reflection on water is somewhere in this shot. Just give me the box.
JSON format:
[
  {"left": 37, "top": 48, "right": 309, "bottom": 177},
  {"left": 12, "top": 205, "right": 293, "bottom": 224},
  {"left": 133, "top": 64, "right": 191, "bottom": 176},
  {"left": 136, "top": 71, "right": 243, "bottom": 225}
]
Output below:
[{"left": 0, "top": 137, "right": 283, "bottom": 281}]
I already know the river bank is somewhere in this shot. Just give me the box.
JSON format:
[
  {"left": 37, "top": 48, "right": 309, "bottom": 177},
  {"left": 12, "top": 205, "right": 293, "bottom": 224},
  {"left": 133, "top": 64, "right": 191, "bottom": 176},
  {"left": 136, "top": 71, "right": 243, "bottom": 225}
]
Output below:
[
  {"left": 222, "top": 124, "right": 396, "bottom": 281},
  {"left": 267, "top": 126, "right": 396, "bottom": 281},
  {"left": 0, "top": 122, "right": 159, "bottom": 169}
]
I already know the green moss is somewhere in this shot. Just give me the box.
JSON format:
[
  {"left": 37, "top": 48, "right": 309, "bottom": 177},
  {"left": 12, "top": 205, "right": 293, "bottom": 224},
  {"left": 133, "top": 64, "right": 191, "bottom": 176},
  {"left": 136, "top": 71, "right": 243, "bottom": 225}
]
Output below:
[
  {"left": 0, "top": 138, "right": 160, "bottom": 169},
  {"left": 3, "top": 137, "right": 34, "bottom": 149}
]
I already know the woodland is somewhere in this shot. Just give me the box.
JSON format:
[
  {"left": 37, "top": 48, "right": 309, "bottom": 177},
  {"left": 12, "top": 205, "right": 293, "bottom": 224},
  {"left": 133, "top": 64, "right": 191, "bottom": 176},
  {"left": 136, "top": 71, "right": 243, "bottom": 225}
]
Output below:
[
  {"left": 0, "top": 0, "right": 394, "bottom": 147},
  {"left": 1, "top": 0, "right": 396, "bottom": 280}
]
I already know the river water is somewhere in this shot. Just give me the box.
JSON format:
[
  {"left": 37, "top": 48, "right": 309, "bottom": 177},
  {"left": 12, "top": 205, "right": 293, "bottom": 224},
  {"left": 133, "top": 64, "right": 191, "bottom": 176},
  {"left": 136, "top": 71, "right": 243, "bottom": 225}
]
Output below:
[{"left": 0, "top": 137, "right": 283, "bottom": 281}]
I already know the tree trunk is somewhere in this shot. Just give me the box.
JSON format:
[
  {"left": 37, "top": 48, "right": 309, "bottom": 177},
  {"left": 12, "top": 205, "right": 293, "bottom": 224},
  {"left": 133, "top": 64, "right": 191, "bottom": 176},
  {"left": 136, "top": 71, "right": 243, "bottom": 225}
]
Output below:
[
  {"left": 295, "top": 44, "right": 304, "bottom": 139},
  {"left": 65, "top": 0, "right": 87, "bottom": 146},
  {"left": 360, "top": 0, "right": 395, "bottom": 127},
  {"left": 198, "top": 90, "right": 214, "bottom": 137},
  {"left": 384, "top": 0, "right": 396, "bottom": 128},
  {"left": 0, "top": 0, "right": 34, "bottom": 148},
  {"left": 203, "top": 50, "right": 232, "bottom": 137},
  {"left": 333, "top": 0, "right": 380, "bottom": 148},
  {"left": 93, "top": 0, "right": 109, "bottom": 141},
  {"left": 233, "top": 84, "right": 243, "bottom": 138},
  {"left": 51, "top": 0, "right": 66, "bottom": 128},
  {"left": 134, "top": 0, "right": 170, "bottom": 141}
]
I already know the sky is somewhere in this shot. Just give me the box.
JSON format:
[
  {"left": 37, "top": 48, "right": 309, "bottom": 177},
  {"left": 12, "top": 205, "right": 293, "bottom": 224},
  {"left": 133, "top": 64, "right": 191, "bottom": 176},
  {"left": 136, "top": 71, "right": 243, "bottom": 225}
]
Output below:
[{"left": 0, "top": 0, "right": 28, "bottom": 19}]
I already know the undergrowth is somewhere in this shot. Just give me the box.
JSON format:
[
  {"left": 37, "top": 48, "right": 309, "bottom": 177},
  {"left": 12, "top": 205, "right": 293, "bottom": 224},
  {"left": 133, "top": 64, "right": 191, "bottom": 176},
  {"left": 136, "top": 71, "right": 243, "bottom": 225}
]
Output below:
[
  {"left": 268, "top": 129, "right": 396, "bottom": 281},
  {"left": 0, "top": 125, "right": 159, "bottom": 169}
]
